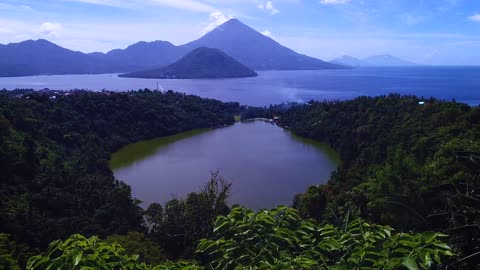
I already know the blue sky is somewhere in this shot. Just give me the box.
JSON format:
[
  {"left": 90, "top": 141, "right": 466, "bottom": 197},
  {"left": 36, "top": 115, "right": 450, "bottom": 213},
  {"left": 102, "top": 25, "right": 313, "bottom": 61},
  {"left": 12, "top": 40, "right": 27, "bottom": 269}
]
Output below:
[{"left": 0, "top": 0, "right": 479, "bottom": 65}]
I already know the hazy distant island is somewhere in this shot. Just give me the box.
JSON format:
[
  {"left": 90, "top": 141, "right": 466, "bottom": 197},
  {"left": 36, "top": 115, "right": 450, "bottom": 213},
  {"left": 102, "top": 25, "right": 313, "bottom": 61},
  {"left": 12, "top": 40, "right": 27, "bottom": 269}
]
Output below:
[
  {"left": 330, "top": 54, "right": 418, "bottom": 67},
  {"left": 120, "top": 47, "right": 258, "bottom": 79}
]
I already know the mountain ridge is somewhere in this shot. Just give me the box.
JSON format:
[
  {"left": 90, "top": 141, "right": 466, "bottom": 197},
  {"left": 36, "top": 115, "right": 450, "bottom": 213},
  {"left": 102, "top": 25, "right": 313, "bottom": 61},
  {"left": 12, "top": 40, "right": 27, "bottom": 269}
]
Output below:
[
  {"left": 0, "top": 19, "right": 346, "bottom": 77},
  {"left": 0, "top": 39, "right": 121, "bottom": 76},
  {"left": 363, "top": 54, "right": 418, "bottom": 66},
  {"left": 331, "top": 55, "right": 371, "bottom": 67},
  {"left": 331, "top": 54, "right": 418, "bottom": 67}
]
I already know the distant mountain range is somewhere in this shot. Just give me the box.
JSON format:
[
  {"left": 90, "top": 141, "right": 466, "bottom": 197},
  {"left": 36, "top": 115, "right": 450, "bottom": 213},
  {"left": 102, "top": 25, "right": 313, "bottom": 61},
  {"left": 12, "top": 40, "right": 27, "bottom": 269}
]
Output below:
[
  {"left": 331, "top": 55, "right": 418, "bottom": 67},
  {"left": 0, "top": 39, "right": 123, "bottom": 76},
  {"left": 120, "top": 47, "right": 257, "bottom": 79},
  {"left": 0, "top": 19, "right": 346, "bottom": 77}
]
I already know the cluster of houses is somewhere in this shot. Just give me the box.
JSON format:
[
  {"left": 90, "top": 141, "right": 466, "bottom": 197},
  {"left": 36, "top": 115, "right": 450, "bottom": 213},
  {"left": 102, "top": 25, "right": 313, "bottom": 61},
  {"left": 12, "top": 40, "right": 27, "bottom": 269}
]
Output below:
[
  {"left": 11, "top": 88, "right": 118, "bottom": 100},
  {"left": 265, "top": 116, "right": 289, "bottom": 129}
]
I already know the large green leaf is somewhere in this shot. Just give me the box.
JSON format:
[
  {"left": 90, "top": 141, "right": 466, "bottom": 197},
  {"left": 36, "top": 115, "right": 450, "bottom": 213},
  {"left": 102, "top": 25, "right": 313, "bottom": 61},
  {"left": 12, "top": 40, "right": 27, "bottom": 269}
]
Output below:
[{"left": 402, "top": 257, "right": 419, "bottom": 270}]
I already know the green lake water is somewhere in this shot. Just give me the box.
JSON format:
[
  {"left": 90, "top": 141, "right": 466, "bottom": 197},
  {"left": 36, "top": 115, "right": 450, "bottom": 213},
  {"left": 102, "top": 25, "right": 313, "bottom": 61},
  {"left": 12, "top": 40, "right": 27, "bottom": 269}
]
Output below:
[{"left": 110, "top": 120, "right": 339, "bottom": 210}]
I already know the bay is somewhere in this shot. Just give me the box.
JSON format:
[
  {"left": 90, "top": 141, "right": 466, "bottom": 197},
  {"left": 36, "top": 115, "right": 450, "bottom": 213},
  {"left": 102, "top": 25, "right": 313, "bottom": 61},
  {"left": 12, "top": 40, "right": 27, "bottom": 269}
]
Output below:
[{"left": 1, "top": 67, "right": 480, "bottom": 106}]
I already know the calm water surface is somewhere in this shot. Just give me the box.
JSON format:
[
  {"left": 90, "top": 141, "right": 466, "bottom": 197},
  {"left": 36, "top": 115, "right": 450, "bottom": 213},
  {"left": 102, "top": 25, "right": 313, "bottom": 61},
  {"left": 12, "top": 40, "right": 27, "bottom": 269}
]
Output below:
[
  {"left": 110, "top": 121, "right": 340, "bottom": 210},
  {"left": 1, "top": 67, "right": 480, "bottom": 106}
]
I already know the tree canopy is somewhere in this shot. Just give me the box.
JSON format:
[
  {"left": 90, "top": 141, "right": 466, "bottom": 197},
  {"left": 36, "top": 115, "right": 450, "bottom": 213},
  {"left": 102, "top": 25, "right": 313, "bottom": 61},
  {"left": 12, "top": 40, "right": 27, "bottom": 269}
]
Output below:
[
  {"left": 0, "top": 89, "right": 240, "bottom": 266},
  {"left": 1, "top": 90, "right": 478, "bottom": 268},
  {"left": 280, "top": 94, "right": 480, "bottom": 267}
]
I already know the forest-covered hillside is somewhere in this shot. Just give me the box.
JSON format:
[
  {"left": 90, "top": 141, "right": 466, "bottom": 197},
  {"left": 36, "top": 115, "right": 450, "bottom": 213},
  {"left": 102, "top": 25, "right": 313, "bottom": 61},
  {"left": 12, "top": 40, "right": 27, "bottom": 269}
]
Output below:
[
  {"left": 120, "top": 47, "right": 258, "bottom": 79},
  {"left": 0, "top": 89, "right": 240, "bottom": 267},
  {"left": 0, "top": 91, "right": 478, "bottom": 269},
  {"left": 280, "top": 94, "right": 480, "bottom": 268}
]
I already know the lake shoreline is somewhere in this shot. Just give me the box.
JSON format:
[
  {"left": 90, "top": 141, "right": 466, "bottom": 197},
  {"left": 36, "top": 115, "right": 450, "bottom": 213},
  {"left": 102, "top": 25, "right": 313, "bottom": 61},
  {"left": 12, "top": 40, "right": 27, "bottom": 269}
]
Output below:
[{"left": 109, "top": 120, "right": 340, "bottom": 210}]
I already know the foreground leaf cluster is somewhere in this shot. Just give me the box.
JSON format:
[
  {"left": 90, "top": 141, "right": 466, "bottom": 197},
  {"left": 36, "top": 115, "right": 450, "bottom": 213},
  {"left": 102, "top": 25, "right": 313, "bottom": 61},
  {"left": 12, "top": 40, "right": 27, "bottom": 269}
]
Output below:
[
  {"left": 27, "top": 207, "right": 453, "bottom": 270},
  {"left": 27, "top": 234, "right": 202, "bottom": 270},
  {"left": 197, "top": 207, "right": 453, "bottom": 269}
]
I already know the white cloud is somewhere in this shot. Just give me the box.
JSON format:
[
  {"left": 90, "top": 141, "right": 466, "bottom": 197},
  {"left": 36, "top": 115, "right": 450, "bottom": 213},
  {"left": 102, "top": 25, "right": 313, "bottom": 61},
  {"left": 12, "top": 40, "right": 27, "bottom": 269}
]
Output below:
[
  {"left": 66, "top": 0, "right": 215, "bottom": 12},
  {"left": 261, "top": 30, "right": 272, "bottom": 36},
  {"left": 437, "top": 0, "right": 460, "bottom": 14},
  {"left": 151, "top": 0, "right": 214, "bottom": 12},
  {"left": 55, "top": 21, "right": 200, "bottom": 51},
  {"left": 261, "top": 30, "right": 277, "bottom": 40},
  {"left": 0, "top": 18, "right": 201, "bottom": 52},
  {"left": 40, "top": 22, "right": 63, "bottom": 37},
  {"left": 257, "top": 1, "right": 279, "bottom": 15},
  {"left": 469, "top": 14, "right": 480, "bottom": 22},
  {"left": 0, "top": 3, "right": 33, "bottom": 10},
  {"left": 15, "top": 34, "right": 32, "bottom": 40},
  {"left": 0, "top": 19, "right": 39, "bottom": 44},
  {"left": 319, "top": 0, "right": 351, "bottom": 5},
  {"left": 261, "top": 30, "right": 276, "bottom": 39},
  {"left": 63, "top": 0, "right": 133, "bottom": 8},
  {"left": 201, "top": 11, "right": 233, "bottom": 35}
]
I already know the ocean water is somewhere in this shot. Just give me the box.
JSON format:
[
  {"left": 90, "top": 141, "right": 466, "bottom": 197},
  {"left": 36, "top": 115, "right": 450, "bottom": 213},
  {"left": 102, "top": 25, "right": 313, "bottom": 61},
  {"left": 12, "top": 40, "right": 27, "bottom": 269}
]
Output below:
[{"left": 1, "top": 66, "right": 479, "bottom": 106}]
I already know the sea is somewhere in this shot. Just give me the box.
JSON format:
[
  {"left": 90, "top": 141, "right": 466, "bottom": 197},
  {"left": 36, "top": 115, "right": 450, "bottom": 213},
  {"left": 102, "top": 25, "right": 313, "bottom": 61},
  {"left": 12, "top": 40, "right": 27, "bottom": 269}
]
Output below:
[{"left": 1, "top": 66, "right": 479, "bottom": 106}]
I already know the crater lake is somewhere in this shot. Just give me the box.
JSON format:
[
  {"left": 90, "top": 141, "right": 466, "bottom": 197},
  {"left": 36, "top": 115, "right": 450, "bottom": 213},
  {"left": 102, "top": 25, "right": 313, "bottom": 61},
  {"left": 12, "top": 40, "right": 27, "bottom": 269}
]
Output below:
[{"left": 110, "top": 120, "right": 340, "bottom": 210}]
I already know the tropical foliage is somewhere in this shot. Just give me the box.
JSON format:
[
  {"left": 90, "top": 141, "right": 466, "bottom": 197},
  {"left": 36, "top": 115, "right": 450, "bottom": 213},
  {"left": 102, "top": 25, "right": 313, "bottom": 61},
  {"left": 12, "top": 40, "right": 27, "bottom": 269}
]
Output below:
[
  {"left": 105, "top": 232, "right": 166, "bottom": 265},
  {"left": 27, "top": 234, "right": 202, "bottom": 270},
  {"left": 197, "top": 207, "right": 453, "bottom": 269},
  {"left": 1, "top": 90, "right": 477, "bottom": 268},
  {"left": 0, "top": 234, "right": 21, "bottom": 270},
  {"left": 27, "top": 207, "right": 453, "bottom": 270},
  {"left": 0, "top": 89, "right": 240, "bottom": 266},
  {"left": 144, "top": 171, "right": 232, "bottom": 258},
  {"left": 281, "top": 94, "right": 480, "bottom": 267}
]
